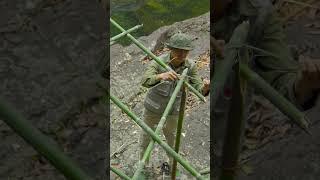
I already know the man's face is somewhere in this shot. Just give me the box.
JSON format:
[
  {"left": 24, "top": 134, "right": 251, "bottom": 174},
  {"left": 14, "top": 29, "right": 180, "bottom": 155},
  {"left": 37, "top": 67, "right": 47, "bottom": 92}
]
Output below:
[
  {"left": 170, "top": 48, "right": 189, "bottom": 64},
  {"left": 213, "top": 0, "right": 233, "bottom": 21}
]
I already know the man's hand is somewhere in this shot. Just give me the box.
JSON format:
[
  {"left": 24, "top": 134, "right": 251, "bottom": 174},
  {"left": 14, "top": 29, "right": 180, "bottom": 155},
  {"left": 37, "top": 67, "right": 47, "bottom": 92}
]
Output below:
[
  {"left": 156, "top": 71, "right": 178, "bottom": 81},
  {"left": 211, "top": 36, "right": 225, "bottom": 58},
  {"left": 202, "top": 79, "right": 210, "bottom": 95},
  {"left": 294, "top": 57, "right": 320, "bottom": 105}
]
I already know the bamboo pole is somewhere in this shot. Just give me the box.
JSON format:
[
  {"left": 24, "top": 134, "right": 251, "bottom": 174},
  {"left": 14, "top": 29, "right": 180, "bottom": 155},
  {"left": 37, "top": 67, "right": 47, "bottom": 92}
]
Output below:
[
  {"left": 0, "top": 99, "right": 93, "bottom": 180},
  {"left": 132, "top": 68, "right": 188, "bottom": 179},
  {"left": 211, "top": 21, "right": 309, "bottom": 132},
  {"left": 110, "top": 18, "right": 206, "bottom": 102},
  {"left": 107, "top": 93, "right": 206, "bottom": 180},
  {"left": 220, "top": 63, "right": 245, "bottom": 180},
  {"left": 239, "top": 63, "right": 310, "bottom": 133},
  {"left": 220, "top": 47, "right": 249, "bottom": 180},
  {"left": 171, "top": 86, "right": 187, "bottom": 180},
  {"left": 212, "top": 21, "right": 250, "bottom": 107},
  {"left": 110, "top": 24, "right": 143, "bottom": 45},
  {"left": 110, "top": 166, "right": 131, "bottom": 180}
]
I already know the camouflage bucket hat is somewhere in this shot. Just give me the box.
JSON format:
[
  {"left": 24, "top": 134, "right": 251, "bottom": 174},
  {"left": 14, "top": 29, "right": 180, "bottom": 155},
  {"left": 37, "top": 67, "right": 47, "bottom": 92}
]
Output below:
[{"left": 165, "top": 32, "right": 194, "bottom": 50}]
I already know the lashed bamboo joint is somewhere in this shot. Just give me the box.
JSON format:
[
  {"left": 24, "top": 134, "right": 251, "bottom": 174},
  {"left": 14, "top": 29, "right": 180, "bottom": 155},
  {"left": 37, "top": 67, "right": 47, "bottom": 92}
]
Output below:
[{"left": 110, "top": 24, "right": 143, "bottom": 45}]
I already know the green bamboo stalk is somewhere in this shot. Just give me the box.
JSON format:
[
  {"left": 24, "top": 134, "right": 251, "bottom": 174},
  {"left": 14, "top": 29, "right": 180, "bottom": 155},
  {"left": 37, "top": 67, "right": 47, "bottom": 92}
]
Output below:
[
  {"left": 220, "top": 63, "right": 245, "bottom": 180},
  {"left": 110, "top": 166, "right": 131, "bottom": 180},
  {"left": 110, "top": 24, "right": 143, "bottom": 44},
  {"left": 132, "top": 68, "right": 188, "bottom": 179},
  {"left": 212, "top": 21, "right": 250, "bottom": 107},
  {"left": 220, "top": 48, "right": 249, "bottom": 180},
  {"left": 171, "top": 86, "right": 187, "bottom": 180},
  {"left": 107, "top": 93, "right": 206, "bottom": 180},
  {"left": 0, "top": 99, "right": 93, "bottom": 180},
  {"left": 239, "top": 63, "right": 310, "bottom": 133},
  {"left": 110, "top": 18, "right": 206, "bottom": 102}
]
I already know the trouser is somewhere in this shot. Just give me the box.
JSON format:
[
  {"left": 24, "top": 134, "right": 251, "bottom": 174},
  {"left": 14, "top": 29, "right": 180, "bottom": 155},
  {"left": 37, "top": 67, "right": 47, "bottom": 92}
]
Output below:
[{"left": 139, "top": 109, "right": 178, "bottom": 165}]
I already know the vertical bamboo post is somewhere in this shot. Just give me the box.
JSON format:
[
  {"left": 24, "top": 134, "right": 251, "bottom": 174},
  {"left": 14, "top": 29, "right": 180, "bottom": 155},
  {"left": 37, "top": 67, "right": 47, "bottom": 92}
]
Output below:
[
  {"left": 212, "top": 22, "right": 250, "bottom": 107},
  {"left": 219, "top": 69, "right": 244, "bottom": 179},
  {"left": 171, "top": 86, "right": 187, "bottom": 180},
  {"left": 220, "top": 47, "right": 249, "bottom": 180}
]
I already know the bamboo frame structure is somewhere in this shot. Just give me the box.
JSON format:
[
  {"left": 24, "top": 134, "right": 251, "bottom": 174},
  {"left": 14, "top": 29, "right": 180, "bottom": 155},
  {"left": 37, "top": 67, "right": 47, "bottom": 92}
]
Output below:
[
  {"left": 108, "top": 92, "right": 206, "bottom": 180},
  {"left": 109, "top": 18, "right": 211, "bottom": 180},
  {"left": 132, "top": 68, "right": 188, "bottom": 179},
  {"left": 212, "top": 21, "right": 311, "bottom": 180},
  {"left": 110, "top": 18, "right": 206, "bottom": 102},
  {"left": 212, "top": 22, "right": 309, "bottom": 132},
  {"left": 0, "top": 12, "right": 309, "bottom": 180}
]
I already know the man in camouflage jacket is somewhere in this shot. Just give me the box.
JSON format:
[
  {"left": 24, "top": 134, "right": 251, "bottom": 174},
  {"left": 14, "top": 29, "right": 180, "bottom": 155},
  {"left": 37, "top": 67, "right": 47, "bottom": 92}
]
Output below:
[{"left": 140, "top": 32, "right": 210, "bottom": 170}]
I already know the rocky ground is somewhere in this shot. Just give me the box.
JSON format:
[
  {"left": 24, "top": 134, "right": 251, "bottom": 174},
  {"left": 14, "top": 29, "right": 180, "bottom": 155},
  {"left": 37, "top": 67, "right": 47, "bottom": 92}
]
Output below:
[
  {"left": 110, "top": 13, "right": 210, "bottom": 179},
  {"left": 0, "top": 1, "right": 107, "bottom": 179}
]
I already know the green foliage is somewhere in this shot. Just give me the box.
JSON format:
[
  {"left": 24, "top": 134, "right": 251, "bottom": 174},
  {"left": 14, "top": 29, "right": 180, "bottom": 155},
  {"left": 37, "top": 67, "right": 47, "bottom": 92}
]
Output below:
[{"left": 110, "top": 0, "right": 209, "bottom": 46}]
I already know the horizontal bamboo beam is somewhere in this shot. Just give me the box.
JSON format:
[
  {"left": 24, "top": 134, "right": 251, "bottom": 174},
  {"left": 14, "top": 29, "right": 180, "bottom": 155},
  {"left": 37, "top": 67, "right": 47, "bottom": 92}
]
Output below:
[
  {"left": 239, "top": 63, "right": 310, "bottom": 133},
  {"left": 110, "top": 18, "right": 206, "bottom": 102},
  {"left": 107, "top": 93, "right": 206, "bottom": 180},
  {"left": 0, "top": 99, "right": 93, "bottom": 180},
  {"left": 110, "top": 24, "right": 143, "bottom": 45}
]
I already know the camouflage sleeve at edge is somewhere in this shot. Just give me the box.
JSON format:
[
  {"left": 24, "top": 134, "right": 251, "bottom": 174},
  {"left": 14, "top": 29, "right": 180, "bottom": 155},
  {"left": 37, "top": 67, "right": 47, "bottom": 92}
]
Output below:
[{"left": 141, "top": 61, "right": 161, "bottom": 88}]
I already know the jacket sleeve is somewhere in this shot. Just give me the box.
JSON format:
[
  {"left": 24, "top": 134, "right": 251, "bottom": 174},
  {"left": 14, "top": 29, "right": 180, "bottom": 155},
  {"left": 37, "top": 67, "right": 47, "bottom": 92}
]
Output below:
[
  {"left": 141, "top": 61, "right": 161, "bottom": 88},
  {"left": 188, "top": 62, "right": 205, "bottom": 94},
  {"left": 253, "top": 11, "right": 308, "bottom": 109}
]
